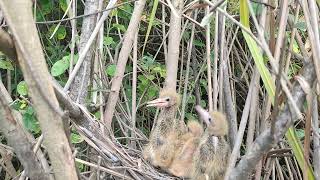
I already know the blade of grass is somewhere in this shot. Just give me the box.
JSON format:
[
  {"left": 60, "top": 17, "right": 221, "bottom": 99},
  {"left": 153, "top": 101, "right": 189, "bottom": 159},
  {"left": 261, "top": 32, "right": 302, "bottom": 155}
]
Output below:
[
  {"left": 239, "top": 0, "right": 315, "bottom": 179},
  {"left": 141, "top": 0, "right": 159, "bottom": 55}
]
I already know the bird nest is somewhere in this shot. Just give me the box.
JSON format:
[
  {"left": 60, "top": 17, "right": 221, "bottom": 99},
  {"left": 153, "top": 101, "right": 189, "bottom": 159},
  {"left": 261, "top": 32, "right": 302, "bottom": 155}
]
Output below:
[{"left": 70, "top": 105, "right": 177, "bottom": 180}]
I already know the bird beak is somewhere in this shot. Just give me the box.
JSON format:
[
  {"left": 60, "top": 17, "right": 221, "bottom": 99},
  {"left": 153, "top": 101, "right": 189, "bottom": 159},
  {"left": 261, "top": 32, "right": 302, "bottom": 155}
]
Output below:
[
  {"left": 195, "top": 105, "right": 211, "bottom": 126},
  {"left": 146, "top": 98, "right": 169, "bottom": 107}
]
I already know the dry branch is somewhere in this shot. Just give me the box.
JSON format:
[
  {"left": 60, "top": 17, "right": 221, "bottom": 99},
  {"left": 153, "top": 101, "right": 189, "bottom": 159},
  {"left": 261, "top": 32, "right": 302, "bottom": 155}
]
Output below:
[
  {"left": 0, "top": 1, "right": 78, "bottom": 179},
  {"left": 104, "top": 0, "right": 146, "bottom": 130},
  {"left": 69, "top": 0, "right": 99, "bottom": 104},
  {"left": 0, "top": 83, "right": 49, "bottom": 180}
]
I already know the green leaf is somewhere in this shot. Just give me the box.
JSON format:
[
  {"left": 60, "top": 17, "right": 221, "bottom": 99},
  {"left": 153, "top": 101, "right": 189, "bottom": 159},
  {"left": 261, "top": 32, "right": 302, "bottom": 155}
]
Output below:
[
  {"left": 103, "top": 36, "right": 115, "bottom": 46},
  {"left": 148, "top": 86, "right": 158, "bottom": 98},
  {"left": 182, "top": 31, "right": 191, "bottom": 41},
  {"left": 0, "top": 59, "right": 14, "bottom": 70},
  {"left": 138, "top": 75, "right": 148, "bottom": 85},
  {"left": 48, "top": 25, "right": 67, "bottom": 40},
  {"left": 51, "top": 57, "right": 70, "bottom": 77},
  {"left": 23, "top": 106, "right": 41, "bottom": 134},
  {"left": 19, "top": 100, "right": 28, "bottom": 109},
  {"left": 94, "top": 111, "right": 101, "bottom": 119},
  {"left": 39, "top": 0, "right": 53, "bottom": 16},
  {"left": 59, "top": 0, "right": 68, "bottom": 12},
  {"left": 71, "top": 132, "right": 83, "bottom": 144},
  {"left": 251, "top": 2, "right": 263, "bottom": 16},
  {"left": 17, "top": 81, "right": 28, "bottom": 96},
  {"left": 106, "top": 64, "right": 116, "bottom": 77},
  {"left": 57, "top": 26, "right": 67, "bottom": 40},
  {"left": 76, "top": 162, "right": 84, "bottom": 171},
  {"left": 194, "top": 40, "right": 205, "bottom": 47},
  {"left": 296, "top": 129, "right": 305, "bottom": 139},
  {"left": 295, "top": 22, "right": 307, "bottom": 31},
  {"left": 112, "top": 23, "right": 126, "bottom": 32},
  {"left": 142, "top": 55, "right": 154, "bottom": 69},
  {"left": 146, "top": 75, "right": 155, "bottom": 81},
  {"left": 141, "top": 0, "right": 159, "bottom": 55},
  {"left": 200, "top": 100, "right": 207, "bottom": 107}
]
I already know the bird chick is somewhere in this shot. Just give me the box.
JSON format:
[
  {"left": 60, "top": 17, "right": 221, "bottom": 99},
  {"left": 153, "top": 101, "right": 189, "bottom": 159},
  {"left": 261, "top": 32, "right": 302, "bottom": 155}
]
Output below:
[
  {"left": 168, "top": 120, "right": 204, "bottom": 178},
  {"left": 191, "top": 105, "right": 230, "bottom": 180},
  {"left": 142, "top": 89, "right": 186, "bottom": 169}
]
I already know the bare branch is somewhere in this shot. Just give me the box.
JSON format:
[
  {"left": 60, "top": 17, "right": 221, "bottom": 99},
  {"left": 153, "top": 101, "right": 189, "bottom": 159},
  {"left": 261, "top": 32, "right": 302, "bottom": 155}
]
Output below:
[
  {"left": 0, "top": 82, "right": 49, "bottom": 180},
  {"left": 103, "top": 0, "right": 146, "bottom": 130}
]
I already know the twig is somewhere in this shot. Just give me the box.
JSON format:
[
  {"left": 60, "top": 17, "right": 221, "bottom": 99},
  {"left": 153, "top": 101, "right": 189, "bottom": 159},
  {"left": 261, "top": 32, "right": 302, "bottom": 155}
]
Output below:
[
  {"left": 205, "top": 7, "right": 213, "bottom": 111},
  {"left": 131, "top": 30, "right": 138, "bottom": 148},
  {"left": 180, "top": 11, "right": 196, "bottom": 122}
]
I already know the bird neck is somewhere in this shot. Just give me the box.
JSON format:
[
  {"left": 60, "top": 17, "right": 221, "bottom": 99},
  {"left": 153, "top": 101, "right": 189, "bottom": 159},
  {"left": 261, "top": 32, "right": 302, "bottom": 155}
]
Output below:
[{"left": 158, "top": 105, "right": 177, "bottom": 125}]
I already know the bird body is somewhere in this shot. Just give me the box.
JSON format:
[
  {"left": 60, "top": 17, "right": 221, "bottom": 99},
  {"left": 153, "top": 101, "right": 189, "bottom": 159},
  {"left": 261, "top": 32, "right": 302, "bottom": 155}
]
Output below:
[
  {"left": 167, "top": 120, "right": 204, "bottom": 178},
  {"left": 142, "top": 89, "right": 186, "bottom": 169},
  {"left": 191, "top": 106, "right": 231, "bottom": 180}
]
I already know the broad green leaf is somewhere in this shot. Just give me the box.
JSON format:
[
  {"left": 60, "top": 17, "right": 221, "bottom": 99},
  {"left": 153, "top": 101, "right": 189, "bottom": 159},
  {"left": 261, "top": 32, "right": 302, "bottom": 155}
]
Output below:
[
  {"left": 39, "top": 0, "right": 53, "bottom": 15},
  {"left": 23, "top": 106, "right": 41, "bottom": 134},
  {"left": 106, "top": 64, "right": 116, "bottom": 77},
  {"left": 146, "top": 75, "right": 155, "bottom": 81},
  {"left": 147, "top": 86, "right": 158, "bottom": 98},
  {"left": 142, "top": 55, "right": 154, "bottom": 69},
  {"left": 94, "top": 111, "right": 101, "bottom": 119},
  {"left": 19, "top": 100, "right": 28, "bottom": 109},
  {"left": 57, "top": 26, "right": 67, "bottom": 40},
  {"left": 0, "top": 59, "right": 14, "bottom": 70},
  {"left": 51, "top": 57, "right": 70, "bottom": 76},
  {"left": 138, "top": 75, "right": 148, "bottom": 85},
  {"left": 103, "top": 36, "right": 115, "bottom": 46},
  {"left": 71, "top": 132, "right": 83, "bottom": 144},
  {"left": 17, "top": 81, "right": 28, "bottom": 96}
]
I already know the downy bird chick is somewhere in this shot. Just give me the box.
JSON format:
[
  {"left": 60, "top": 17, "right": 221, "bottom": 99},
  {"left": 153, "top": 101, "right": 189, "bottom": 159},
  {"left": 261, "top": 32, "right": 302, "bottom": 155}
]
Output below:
[
  {"left": 191, "top": 105, "right": 230, "bottom": 180},
  {"left": 168, "top": 120, "right": 204, "bottom": 178},
  {"left": 142, "top": 89, "right": 186, "bottom": 168}
]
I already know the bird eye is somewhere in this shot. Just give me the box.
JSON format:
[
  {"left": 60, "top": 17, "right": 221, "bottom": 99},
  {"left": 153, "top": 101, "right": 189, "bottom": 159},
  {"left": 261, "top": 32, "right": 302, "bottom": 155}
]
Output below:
[
  {"left": 208, "top": 117, "right": 212, "bottom": 122},
  {"left": 165, "top": 98, "right": 170, "bottom": 102}
]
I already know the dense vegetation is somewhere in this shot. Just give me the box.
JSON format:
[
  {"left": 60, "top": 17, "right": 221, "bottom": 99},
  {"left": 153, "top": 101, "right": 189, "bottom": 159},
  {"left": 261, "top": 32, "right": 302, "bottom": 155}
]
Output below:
[{"left": 0, "top": 0, "right": 319, "bottom": 179}]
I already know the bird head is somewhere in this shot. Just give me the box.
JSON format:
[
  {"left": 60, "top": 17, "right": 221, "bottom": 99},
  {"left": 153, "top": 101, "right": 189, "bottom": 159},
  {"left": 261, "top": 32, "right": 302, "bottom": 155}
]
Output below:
[
  {"left": 146, "top": 89, "right": 181, "bottom": 108},
  {"left": 195, "top": 105, "right": 228, "bottom": 136}
]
